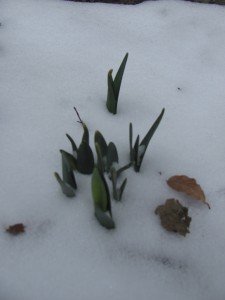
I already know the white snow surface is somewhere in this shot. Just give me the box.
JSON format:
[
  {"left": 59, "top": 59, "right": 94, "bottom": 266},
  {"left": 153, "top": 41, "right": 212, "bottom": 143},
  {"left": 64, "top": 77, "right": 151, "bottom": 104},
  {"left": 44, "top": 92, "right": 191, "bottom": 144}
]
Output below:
[{"left": 1, "top": 0, "right": 225, "bottom": 299}]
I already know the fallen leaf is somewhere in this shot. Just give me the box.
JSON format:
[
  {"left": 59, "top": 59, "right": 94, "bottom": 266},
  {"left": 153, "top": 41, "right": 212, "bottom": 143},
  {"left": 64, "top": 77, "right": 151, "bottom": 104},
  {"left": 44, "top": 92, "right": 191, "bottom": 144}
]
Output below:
[
  {"left": 167, "top": 175, "right": 210, "bottom": 209},
  {"left": 155, "top": 199, "right": 191, "bottom": 236},
  {"left": 6, "top": 223, "right": 25, "bottom": 235}
]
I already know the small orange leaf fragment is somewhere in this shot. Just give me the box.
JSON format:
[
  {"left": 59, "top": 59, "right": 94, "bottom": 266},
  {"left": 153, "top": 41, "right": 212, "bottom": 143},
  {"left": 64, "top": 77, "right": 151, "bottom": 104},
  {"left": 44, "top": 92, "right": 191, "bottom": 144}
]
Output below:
[
  {"left": 167, "top": 175, "right": 210, "bottom": 209},
  {"left": 6, "top": 223, "right": 25, "bottom": 235}
]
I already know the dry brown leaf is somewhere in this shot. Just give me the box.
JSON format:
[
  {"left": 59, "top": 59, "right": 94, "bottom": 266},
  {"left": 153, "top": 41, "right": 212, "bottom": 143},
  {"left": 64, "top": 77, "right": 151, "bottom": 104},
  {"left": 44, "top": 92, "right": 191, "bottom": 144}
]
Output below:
[
  {"left": 6, "top": 223, "right": 25, "bottom": 235},
  {"left": 155, "top": 199, "right": 191, "bottom": 236},
  {"left": 167, "top": 175, "right": 210, "bottom": 209}
]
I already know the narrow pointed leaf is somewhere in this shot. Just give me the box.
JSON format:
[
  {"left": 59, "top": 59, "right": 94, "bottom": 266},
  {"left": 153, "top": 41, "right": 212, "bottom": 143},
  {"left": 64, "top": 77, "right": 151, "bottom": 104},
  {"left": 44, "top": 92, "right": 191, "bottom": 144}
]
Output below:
[
  {"left": 60, "top": 150, "right": 77, "bottom": 170},
  {"left": 114, "top": 53, "right": 128, "bottom": 99},
  {"left": 94, "top": 206, "right": 115, "bottom": 230},
  {"left": 92, "top": 167, "right": 109, "bottom": 212},
  {"left": 133, "top": 135, "right": 140, "bottom": 157},
  {"left": 106, "top": 69, "right": 117, "bottom": 114},
  {"left": 137, "top": 145, "right": 145, "bottom": 167},
  {"left": 54, "top": 172, "right": 75, "bottom": 197},
  {"left": 118, "top": 178, "right": 127, "bottom": 201},
  {"left": 110, "top": 167, "right": 118, "bottom": 200},
  {"left": 133, "top": 134, "right": 140, "bottom": 171},
  {"left": 81, "top": 123, "right": 89, "bottom": 144},
  {"left": 76, "top": 142, "right": 94, "bottom": 174},
  {"left": 61, "top": 151, "right": 77, "bottom": 189},
  {"left": 116, "top": 162, "right": 132, "bottom": 177},
  {"left": 101, "top": 170, "right": 111, "bottom": 213},
  {"left": 129, "top": 123, "right": 133, "bottom": 162},
  {"left": 106, "top": 142, "right": 119, "bottom": 172},
  {"left": 139, "top": 108, "right": 165, "bottom": 158},
  {"left": 94, "top": 131, "right": 108, "bottom": 158},
  {"left": 66, "top": 133, "right": 78, "bottom": 154},
  {"left": 95, "top": 143, "right": 105, "bottom": 174}
]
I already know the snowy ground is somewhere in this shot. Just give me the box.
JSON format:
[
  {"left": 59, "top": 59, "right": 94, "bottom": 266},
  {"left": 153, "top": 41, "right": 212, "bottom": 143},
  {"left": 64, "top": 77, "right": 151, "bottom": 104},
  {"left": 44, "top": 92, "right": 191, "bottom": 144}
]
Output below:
[{"left": 1, "top": 0, "right": 225, "bottom": 299}]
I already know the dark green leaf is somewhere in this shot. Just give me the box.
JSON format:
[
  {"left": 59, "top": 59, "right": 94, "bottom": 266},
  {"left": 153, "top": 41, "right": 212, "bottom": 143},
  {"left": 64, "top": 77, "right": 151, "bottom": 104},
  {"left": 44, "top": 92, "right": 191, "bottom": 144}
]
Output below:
[
  {"left": 76, "top": 142, "right": 94, "bottom": 174},
  {"left": 129, "top": 123, "right": 133, "bottom": 162},
  {"left": 61, "top": 151, "right": 77, "bottom": 189},
  {"left": 118, "top": 178, "right": 127, "bottom": 201},
  {"left": 81, "top": 123, "right": 89, "bottom": 144},
  {"left": 60, "top": 150, "right": 77, "bottom": 170},
  {"left": 110, "top": 167, "right": 127, "bottom": 201},
  {"left": 132, "top": 108, "right": 165, "bottom": 172},
  {"left": 133, "top": 135, "right": 140, "bottom": 172},
  {"left": 94, "top": 131, "right": 108, "bottom": 158},
  {"left": 114, "top": 53, "right": 128, "bottom": 100},
  {"left": 139, "top": 108, "right": 165, "bottom": 161},
  {"left": 106, "top": 142, "right": 118, "bottom": 172},
  {"left": 116, "top": 162, "right": 132, "bottom": 178},
  {"left": 95, "top": 143, "right": 105, "bottom": 174},
  {"left": 110, "top": 167, "right": 118, "bottom": 200},
  {"left": 106, "top": 69, "right": 117, "bottom": 114},
  {"left": 54, "top": 172, "right": 76, "bottom": 197},
  {"left": 66, "top": 133, "right": 78, "bottom": 154}
]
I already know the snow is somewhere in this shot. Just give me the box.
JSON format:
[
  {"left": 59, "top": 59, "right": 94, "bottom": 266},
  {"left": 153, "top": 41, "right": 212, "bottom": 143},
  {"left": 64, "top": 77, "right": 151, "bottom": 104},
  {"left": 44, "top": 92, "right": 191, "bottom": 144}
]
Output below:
[{"left": 1, "top": 0, "right": 225, "bottom": 299}]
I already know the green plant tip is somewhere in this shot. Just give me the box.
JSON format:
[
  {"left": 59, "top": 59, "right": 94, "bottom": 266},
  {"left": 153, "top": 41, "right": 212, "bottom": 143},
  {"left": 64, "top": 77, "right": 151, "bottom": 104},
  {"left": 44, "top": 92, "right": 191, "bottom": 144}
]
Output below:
[{"left": 106, "top": 53, "right": 129, "bottom": 114}]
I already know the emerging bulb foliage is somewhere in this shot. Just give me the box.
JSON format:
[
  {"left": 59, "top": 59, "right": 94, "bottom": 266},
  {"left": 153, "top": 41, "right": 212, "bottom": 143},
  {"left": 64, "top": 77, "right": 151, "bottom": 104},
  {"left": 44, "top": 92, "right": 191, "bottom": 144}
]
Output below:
[
  {"left": 94, "top": 131, "right": 129, "bottom": 203},
  {"left": 66, "top": 123, "right": 94, "bottom": 175},
  {"left": 94, "top": 130, "right": 131, "bottom": 177},
  {"left": 55, "top": 110, "right": 94, "bottom": 196},
  {"left": 55, "top": 56, "right": 167, "bottom": 232},
  {"left": 54, "top": 150, "right": 77, "bottom": 197},
  {"left": 94, "top": 131, "right": 108, "bottom": 172},
  {"left": 110, "top": 167, "right": 127, "bottom": 201},
  {"left": 106, "top": 53, "right": 128, "bottom": 114},
  {"left": 92, "top": 144, "right": 115, "bottom": 229},
  {"left": 94, "top": 131, "right": 120, "bottom": 173},
  {"left": 129, "top": 108, "right": 165, "bottom": 172}
]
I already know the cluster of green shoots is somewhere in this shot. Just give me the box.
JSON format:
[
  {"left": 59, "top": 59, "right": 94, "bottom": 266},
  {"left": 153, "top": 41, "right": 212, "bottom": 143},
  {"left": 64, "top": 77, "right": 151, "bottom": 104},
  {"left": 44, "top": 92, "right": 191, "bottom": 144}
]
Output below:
[{"left": 55, "top": 54, "right": 165, "bottom": 229}]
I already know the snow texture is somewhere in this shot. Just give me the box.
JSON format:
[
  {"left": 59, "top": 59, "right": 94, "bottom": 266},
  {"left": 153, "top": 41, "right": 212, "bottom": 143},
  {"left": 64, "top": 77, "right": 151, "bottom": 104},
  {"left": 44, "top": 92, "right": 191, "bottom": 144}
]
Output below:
[{"left": 0, "top": 0, "right": 225, "bottom": 299}]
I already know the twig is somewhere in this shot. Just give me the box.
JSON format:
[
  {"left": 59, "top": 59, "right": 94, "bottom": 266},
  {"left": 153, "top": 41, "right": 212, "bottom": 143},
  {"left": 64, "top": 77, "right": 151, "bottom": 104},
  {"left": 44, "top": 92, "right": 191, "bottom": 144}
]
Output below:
[{"left": 74, "top": 107, "right": 83, "bottom": 125}]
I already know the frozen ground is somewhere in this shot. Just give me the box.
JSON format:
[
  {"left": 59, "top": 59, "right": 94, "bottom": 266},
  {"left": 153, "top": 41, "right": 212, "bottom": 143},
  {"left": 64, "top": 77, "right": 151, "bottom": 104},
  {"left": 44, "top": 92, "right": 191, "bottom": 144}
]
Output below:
[{"left": 1, "top": 0, "right": 225, "bottom": 299}]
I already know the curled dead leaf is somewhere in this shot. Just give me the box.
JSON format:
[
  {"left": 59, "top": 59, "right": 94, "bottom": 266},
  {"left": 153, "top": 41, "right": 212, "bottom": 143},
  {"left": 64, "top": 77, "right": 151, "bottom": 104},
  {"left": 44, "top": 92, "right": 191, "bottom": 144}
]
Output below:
[
  {"left": 167, "top": 175, "right": 210, "bottom": 209},
  {"left": 155, "top": 199, "right": 191, "bottom": 236},
  {"left": 6, "top": 223, "right": 25, "bottom": 235}
]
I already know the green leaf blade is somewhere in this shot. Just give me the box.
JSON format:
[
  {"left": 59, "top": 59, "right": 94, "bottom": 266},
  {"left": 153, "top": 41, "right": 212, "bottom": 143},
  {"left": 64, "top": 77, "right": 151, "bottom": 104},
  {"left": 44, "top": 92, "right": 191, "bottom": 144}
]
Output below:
[
  {"left": 133, "top": 134, "right": 140, "bottom": 172},
  {"left": 94, "top": 131, "right": 108, "bottom": 158},
  {"left": 92, "top": 167, "right": 109, "bottom": 212},
  {"left": 106, "top": 69, "right": 117, "bottom": 114},
  {"left": 54, "top": 172, "right": 76, "bottom": 198},
  {"left": 76, "top": 142, "right": 94, "bottom": 174},
  {"left": 61, "top": 151, "right": 77, "bottom": 189},
  {"left": 114, "top": 53, "right": 128, "bottom": 100},
  {"left": 81, "top": 123, "right": 89, "bottom": 144},
  {"left": 129, "top": 123, "right": 133, "bottom": 163},
  {"left": 118, "top": 178, "right": 127, "bottom": 201},
  {"left": 138, "top": 108, "right": 165, "bottom": 170},
  {"left": 66, "top": 133, "right": 78, "bottom": 154},
  {"left": 60, "top": 150, "right": 77, "bottom": 170},
  {"left": 106, "top": 142, "right": 119, "bottom": 172},
  {"left": 110, "top": 167, "right": 118, "bottom": 200},
  {"left": 116, "top": 162, "right": 132, "bottom": 178},
  {"left": 140, "top": 108, "right": 165, "bottom": 151}
]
